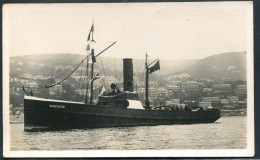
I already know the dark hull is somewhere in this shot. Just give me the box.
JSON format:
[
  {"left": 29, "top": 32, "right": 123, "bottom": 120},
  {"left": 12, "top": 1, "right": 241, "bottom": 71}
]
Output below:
[{"left": 24, "top": 97, "right": 221, "bottom": 131}]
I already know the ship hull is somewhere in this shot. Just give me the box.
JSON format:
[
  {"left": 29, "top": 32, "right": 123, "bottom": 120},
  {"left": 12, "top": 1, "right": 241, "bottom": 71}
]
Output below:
[{"left": 24, "top": 97, "right": 221, "bottom": 131}]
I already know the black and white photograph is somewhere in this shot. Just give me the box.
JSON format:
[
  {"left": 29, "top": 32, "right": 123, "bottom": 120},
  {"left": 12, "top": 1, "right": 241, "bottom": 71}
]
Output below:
[{"left": 3, "top": 2, "right": 254, "bottom": 157}]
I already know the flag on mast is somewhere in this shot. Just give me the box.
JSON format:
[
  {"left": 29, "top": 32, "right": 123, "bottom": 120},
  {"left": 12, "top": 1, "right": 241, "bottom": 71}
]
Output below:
[
  {"left": 86, "top": 44, "right": 91, "bottom": 51},
  {"left": 148, "top": 60, "right": 160, "bottom": 74},
  {"left": 86, "top": 22, "right": 96, "bottom": 63},
  {"left": 86, "top": 23, "right": 94, "bottom": 52},
  {"left": 87, "top": 23, "right": 94, "bottom": 41}
]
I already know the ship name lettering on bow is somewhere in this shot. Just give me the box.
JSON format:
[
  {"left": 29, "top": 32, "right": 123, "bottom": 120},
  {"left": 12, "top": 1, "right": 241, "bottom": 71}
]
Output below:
[{"left": 49, "top": 105, "right": 65, "bottom": 109}]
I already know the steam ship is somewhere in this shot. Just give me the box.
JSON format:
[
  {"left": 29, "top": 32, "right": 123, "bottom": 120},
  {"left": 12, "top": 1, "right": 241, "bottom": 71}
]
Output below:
[{"left": 24, "top": 23, "right": 220, "bottom": 131}]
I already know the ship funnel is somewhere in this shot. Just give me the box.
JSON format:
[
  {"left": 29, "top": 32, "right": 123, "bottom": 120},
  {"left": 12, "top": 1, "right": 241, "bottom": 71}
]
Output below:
[{"left": 123, "top": 58, "right": 133, "bottom": 92}]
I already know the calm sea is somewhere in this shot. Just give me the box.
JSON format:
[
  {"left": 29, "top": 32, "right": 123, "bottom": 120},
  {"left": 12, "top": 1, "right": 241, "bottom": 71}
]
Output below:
[{"left": 10, "top": 116, "right": 246, "bottom": 150}]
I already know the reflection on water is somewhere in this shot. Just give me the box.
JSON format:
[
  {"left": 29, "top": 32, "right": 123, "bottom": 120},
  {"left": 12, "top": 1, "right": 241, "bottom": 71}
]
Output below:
[{"left": 10, "top": 116, "right": 246, "bottom": 150}]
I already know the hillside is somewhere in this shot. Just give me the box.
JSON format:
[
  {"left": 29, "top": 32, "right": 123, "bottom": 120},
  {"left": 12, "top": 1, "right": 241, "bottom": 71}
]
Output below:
[
  {"left": 10, "top": 54, "right": 196, "bottom": 76},
  {"left": 10, "top": 52, "right": 246, "bottom": 81},
  {"left": 181, "top": 52, "right": 246, "bottom": 80}
]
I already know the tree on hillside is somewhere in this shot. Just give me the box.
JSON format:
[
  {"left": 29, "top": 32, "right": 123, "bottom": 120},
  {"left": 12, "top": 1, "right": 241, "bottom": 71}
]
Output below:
[{"left": 61, "top": 83, "right": 76, "bottom": 101}]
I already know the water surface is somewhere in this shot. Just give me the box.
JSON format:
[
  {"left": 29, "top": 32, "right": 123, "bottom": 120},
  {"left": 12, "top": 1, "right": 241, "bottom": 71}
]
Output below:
[{"left": 10, "top": 116, "right": 247, "bottom": 150}]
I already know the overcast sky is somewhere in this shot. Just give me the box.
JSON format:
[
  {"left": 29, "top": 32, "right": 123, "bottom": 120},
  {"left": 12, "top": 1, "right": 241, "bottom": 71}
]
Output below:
[{"left": 3, "top": 2, "right": 252, "bottom": 60}]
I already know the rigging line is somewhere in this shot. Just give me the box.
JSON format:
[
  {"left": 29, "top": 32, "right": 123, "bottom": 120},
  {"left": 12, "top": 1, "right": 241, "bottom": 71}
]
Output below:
[
  {"left": 36, "top": 78, "right": 54, "bottom": 89},
  {"left": 135, "top": 59, "right": 144, "bottom": 74},
  {"left": 80, "top": 69, "right": 88, "bottom": 96},
  {"left": 133, "top": 59, "right": 144, "bottom": 84},
  {"left": 100, "top": 63, "right": 109, "bottom": 89},
  {"left": 22, "top": 86, "right": 30, "bottom": 96},
  {"left": 118, "top": 72, "right": 123, "bottom": 81},
  {"left": 77, "top": 61, "right": 84, "bottom": 90},
  {"left": 95, "top": 61, "right": 101, "bottom": 73},
  {"left": 42, "top": 55, "right": 89, "bottom": 89},
  {"left": 44, "top": 48, "right": 84, "bottom": 78},
  {"left": 49, "top": 47, "right": 85, "bottom": 77},
  {"left": 98, "top": 58, "right": 109, "bottom": 89},
  {"left": 141, "top": 66, "right": 145, "bottom": 84},
  {"left": 38, "top": 40, "right": 113, "bottom": 89},
  {"left": 43, "top": 53, "right": 71, "bottom": 77},
  {"left": 133, "top": 70, "right": 140, "bottom": 81},
  {"left": 95, "top": 41, "right": 117, "bottom": 58},
  {"left": 147, "top": 54, "right": 157, "bottom": 60},
  {"left": 82, "top": 41, "right": 116, "bottom": 63},
  {"left": 117, "top": 71, "right": 123, "bottom": 89},
  {"left": 53, "top": 54, "right": 82, "bottom": 78},
  {"left": 45, "top": 60, "right": 85, "bottom": 88},
  {"left": 95, "top": 62, "right": 107, "bottom": 89},
  {"left": 148, "top": 58, "right": 159, "bottom": 67},
  {"left": 53, "top": 56, "right": 85, "bottom": 80},
  {"left": 36, "top": 59, "right": 84, "bottom": 89},
  {"left": 95, "top": 40, "right": 115, "bottom": 43},
  {"left": 84, "top": 54, "right": 89, "bottom": 101},
  {"left": 79, "top": 63, "right": 88, "bottom": 91}
]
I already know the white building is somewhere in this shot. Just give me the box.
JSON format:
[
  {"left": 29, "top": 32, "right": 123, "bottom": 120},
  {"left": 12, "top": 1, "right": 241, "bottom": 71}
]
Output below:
[
  {"left": 228, "top": 96, "right": 239, "bottom": 104},
  {"left": 172, "top": 99, "right": 180, "bottom": 104},
  {"left": 167, "top": 85, "right": 181, "bottom": 92},
  {"left": 183, "top": 81, "right": 199, "bottom": 92},
  {"left": 203, "top": 88, "right": 213, "bottom": 92},
  {"left": 236, "top": 85, "right": 247, "bottom": 97},
  {"left": 23, "top": 74, "right": 33, "bottom": 79},
  {"left": 199, "top": 102, "right": 212, "bottom": 109},
  {"left": 75, "top": 89, "right": 87, "bottom": 96},
  {"left": 170, "top": 81, "right": 182, "bottom": 86},
  {"left": 221, "top": 99, "right": 229, "bottom": 105},
  {"left": 149, "top": 87, "right": 159, "bottom": 97},
  {"left": 149, "top": 81, "right": 158, "bottom": 88}
]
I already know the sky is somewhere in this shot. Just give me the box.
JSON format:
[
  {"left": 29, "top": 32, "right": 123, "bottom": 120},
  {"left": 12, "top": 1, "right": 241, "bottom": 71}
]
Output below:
[{"left": 3, "top": 2, "right": 252, "bottom": 60}]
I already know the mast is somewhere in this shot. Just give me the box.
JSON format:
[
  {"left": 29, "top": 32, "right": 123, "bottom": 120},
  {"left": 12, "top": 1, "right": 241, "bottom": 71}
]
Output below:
[
  {"left": 85, "top": 55, "right": 89, "bottom": 104},
  {"left": 43, "top": 22, "right": 116, "bottom": 104},
  {"left": 85, "top": 21, "right": 95, "bottom": 104},
  {"left": 90, "top": 49, "right": 94, "bottom": 104},
  {"left": 145, "top": 52, "right": 150, "bottom": 109},
  {"left": 90, "top": 21, "right": 95, "bottom": 104},
  {"left": 84, "top": 22, "right": 116, "bottom": 104}
]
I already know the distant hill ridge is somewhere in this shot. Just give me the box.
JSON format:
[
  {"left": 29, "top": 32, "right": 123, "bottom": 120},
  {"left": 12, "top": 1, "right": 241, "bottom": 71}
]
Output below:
[
  {"left": 10, "top": 52, "right": 246, "bottom": 80},
  {"left": 10, "top": 53, "right": 197, "bottom": 75},
  {"left": 181, "top": 52, "right": 246, "bottom": 80}
]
